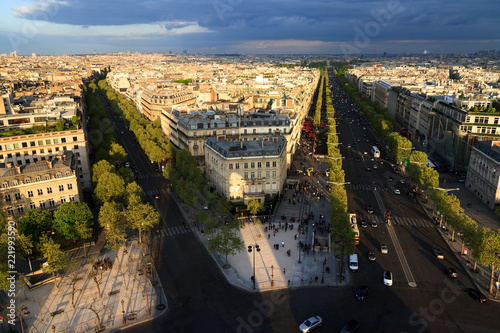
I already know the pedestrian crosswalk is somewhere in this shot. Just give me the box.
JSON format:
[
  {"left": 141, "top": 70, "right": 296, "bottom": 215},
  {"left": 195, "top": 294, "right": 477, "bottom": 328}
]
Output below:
[
  {"left": 135, "top": 173, "right": 163, "bottom": 180},
  {"left": 356, "top": 214, "right": 433, "bottom": 228},
  {"left": 145, "top": 189, "right": 162, "bottom": 197},
  {"left": 345, "top": 183, "right": 395, "bottom": 192},
  {"left": 162, "top": 225, "right": 192, "bottom": 237}
]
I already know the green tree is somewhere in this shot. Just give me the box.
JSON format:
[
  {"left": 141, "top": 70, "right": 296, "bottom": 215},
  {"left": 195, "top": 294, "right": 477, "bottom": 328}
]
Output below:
[
  {"left": 105, "top": 222, "right": 127, "bottom": 270},
  {"left": 39, "top": 235, "right": 68, "bottom": 288},
  {"left": 206, "top": 224, "right": 245, "bottom": 268},
  {"left": 247, "top": 199, "right": 264, "bottom": 217},
  {"left": 471, "top": 227, "right": 500, "bottom": 293},
  {"left": 126, "top": 182, "right": 144, "bottom": 207},
  {"left": 108, "top": 143, "right": 128, "bottom": 166},
  {"left": 94, "top": 172, "right": 126, "bottom": 203},
  {"left": 98, "top": 202, "right": 123, "bottom": 230},
  {"left": 18, "top": 209, "right": 53, "bottom": 244},
  {"left": 92, "top": 160, "right": 115, "bottom": 184},
  {"left": 53, "top": 202, "right": 93, "bottom": 241},
  {"left": 126, "top": 203, "right": 160, "bottom": 244}
]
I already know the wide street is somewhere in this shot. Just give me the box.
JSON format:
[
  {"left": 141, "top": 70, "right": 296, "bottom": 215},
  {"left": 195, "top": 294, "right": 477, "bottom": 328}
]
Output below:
[{"left": 99, "top": 74, "right": 499, "bottom": 333}]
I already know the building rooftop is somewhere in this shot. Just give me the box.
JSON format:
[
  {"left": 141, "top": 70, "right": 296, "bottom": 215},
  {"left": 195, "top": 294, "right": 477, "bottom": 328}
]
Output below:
[
  {"left": 205, "top": 135, "right": 286, "bottom": 159},
  {"left": 475, "top": 141, "right": 500, "bottom": 163},
  {"left": 0, "top": 150, "right": 74, "bottom": 178}
]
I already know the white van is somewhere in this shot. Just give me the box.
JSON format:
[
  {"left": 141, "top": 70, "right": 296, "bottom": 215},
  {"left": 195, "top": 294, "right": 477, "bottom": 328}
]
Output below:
[{"left": 349, "top": 254, "right": 359, "bottom": 272}]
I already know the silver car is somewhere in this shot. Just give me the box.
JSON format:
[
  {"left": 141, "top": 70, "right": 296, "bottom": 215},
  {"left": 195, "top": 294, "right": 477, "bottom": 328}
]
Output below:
[{"left": 299, "top": 316, "right": 322, "bottom": 333}]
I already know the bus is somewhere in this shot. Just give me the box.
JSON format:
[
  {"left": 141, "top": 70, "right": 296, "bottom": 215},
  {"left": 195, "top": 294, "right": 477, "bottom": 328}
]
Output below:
[
  {"left": 371, "top": 146, "right": 380, "bottom": 158},
  {"left": 349, "top": 214, "right": 360, "bottom": 245}
]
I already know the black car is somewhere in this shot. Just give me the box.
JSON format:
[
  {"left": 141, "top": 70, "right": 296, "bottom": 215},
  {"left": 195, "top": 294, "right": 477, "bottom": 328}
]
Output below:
[
  {"left": 340, "top": 319, "right": 360, "bottom": 333},
  {"left": 445, "top": 267, "right": 458, "bottom": 278},
  {"left": 356, "top": 286, "right": 369, "bottom": 301},
  {"left": 366, "top": 206, "right": 374, "bottom": 214},
  {"left": 466, "top": 288, "right": 487, "bottom": 303}
]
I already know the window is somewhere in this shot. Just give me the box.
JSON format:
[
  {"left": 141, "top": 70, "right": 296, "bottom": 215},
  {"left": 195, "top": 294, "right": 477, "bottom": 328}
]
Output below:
[
  {"left": 66, "top": 171, "right": 71, "bottom": 176},
  {"left": 229, "top": 164, "right": 233, "bottom": 170},
  {"left": 22, "top": 142, "right": 28, "bottom": 148},
  {"left": 74, "top": 145, "right": 79, "bottom": 150},
  {"left": 47, "top": 187, "right": 52, "bottom": 194},
  {"left": 37, "top": 189, "right": 43, "bottom": 195},
  {"left": 272, "top": 161, "right": 277, "bottom": 167},
  {"left": 73, "top": 136, "right": 78, "bottom": 142},
  {"left": 235, "top": 163, "right": 240, "bottom": 169},
  {"left": 69, "top": 195, "right": 75, "bottom": 202},
  {"left": 495, "top": 118, "right": 499, "bottom": 125},
  {"left": 251, "top": 162, "right": 255, "bottom": 168},
  {"left": 244, "top": 163, "right": 248, "bottom": 169},
  {"left": 272, "top": 171, "right": 277, "bottom": 178},
  {"left": 61, "top": 138, "right": 66, "bottom": 143},
  {"left": 38, "top": 140, "right": 44, "bottom": 146},
  {"left": 59, "top": 185, "right": 64, "bottom": 191},
  {"left": 48, "top": 199, "right": 55, "bottom": 207},
  {"left": 266, "top": 171, "right": 270, "bottom": 178},
  {"left": 27, "top": 190, "right": 33, "bottom": 197},
  {"left": 36, "top": 176, "right": 41, "bottom": 181},
  {"left": 53, "top": 139, "right": 59, "bottom": 144},
  {"left": 2, "top": 182, "right": 8, "bottom": 188},
  {"left": 251, "top": 172, "right": 255, "bottom": 179},
  {"left": 60, "top": 196, "right": 66, "bottom": 204},
  {"left": 17, "top": 205, "right": 24, "bottom": 213},
  {"left": 30, "top": 202, "right": 36, "bottom": 209},
  {"left": 39, "top": 201, "right": 46, "bottom": 209},
  {"left": 14, "top": 193, "right": 21, "bottom": 200},
  {"left": 266, "top": 162, "right": 270, "bottom": 168},
  {"left": 67, "top": 184, "right": 73, "bottom": 190},
  {"left": 12, "top": 180, "right": 18, "bottom": 186},
  {"left": 258, "top": 162, "right": 261, "bottom": 168},
  {"left": 244, "top": 172, "right": 249, "bottom": 180},
  {"left": 56, "top": 173, "right": 62, "bottom": 178},
  {"left": 45, "top": 175, "right": 50, "bottom": 180},
  {"left": 257, "top": 171, "right": 262, "bottom": 178},
  {"left": 7, "top": 207, "right": 14, "bottom": 216},
  {"left": 5, "top": 194, "right": 11, "bottom": 202},
  {"left": 45, "top": 139, "right": 51, "bottom": 145}
]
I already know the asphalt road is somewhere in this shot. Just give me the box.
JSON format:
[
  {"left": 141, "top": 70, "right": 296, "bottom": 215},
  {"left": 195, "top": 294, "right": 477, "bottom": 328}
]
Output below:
[{"left": 96, "top": 80, "right": 499, "bottom": 333}]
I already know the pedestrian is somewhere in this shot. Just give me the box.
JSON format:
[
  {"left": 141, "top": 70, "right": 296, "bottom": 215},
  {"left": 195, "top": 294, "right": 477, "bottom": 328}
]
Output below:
[
  {"left": 283, "top": 268, "right": 286, "bottom": 275},
  {"left": 282, "top": 241, "right": 285, "bottom": 247},
  {"left": 268, "top": 234, "right": 270, "bottom": 239},
  {"left": 288, "top": 279, "right": 291, "bottom": 286},
  {"left": 294, "top": 234, "right": 297, "bottom": 240},
  {"left": 273, "top": 231, "right": 276, "bottom": 237}
]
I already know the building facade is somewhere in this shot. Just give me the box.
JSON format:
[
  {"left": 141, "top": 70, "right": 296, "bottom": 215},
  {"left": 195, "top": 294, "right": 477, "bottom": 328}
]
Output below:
[
  {"left": 0, "top": 129, "right": 91, "bottom": 189},
  {"left": 0, "top": 151, "right": 82, "bottom": 220},
  {"left": 466, "top": 141, "right": 500, "bottom": 209},
  {"left": 204, "top": 135, "right": 287, "bottom": 203}
]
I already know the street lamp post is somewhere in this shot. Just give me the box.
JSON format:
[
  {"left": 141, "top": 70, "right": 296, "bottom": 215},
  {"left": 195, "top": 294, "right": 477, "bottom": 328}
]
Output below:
[
  {"left": 121, "top": 300, "right": 126, "bottom": 325},
  {"left": 321, "top": 259, "right": 326, "bottom": 284},
  {"left": 248, "top": 244, "right": 260, "bottom": 289},
  {"left": 298, "top": 245, "right": 302, "bottom": 264},
  {"left": 271, "top": 265, "right": 274, "bottom": 287}
]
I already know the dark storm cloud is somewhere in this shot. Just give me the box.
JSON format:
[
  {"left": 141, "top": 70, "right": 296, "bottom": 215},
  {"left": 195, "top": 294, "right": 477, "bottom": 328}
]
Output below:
[{"left": 10, "top": 0, "right": 500, "bottom": 51}]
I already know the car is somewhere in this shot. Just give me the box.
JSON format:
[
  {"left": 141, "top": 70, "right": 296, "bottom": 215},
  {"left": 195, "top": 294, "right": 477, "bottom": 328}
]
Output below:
[
  {"left": 378, "top": 160, "right": 384, "bottom": 165},
  {"left": 154, "top": 193, "right": 160, "bottom": 200},
  {"left": 356, "top": 286, "right": 369, "bottom": 301},
  {"left": 125, "top": 162, "right": 130, "bottom": 168},
  {"left": 388, "top": 177, "right": 393, "bottom": 182},
  {"left": 368, "top": 250, "right": 376, "bottom": 261},
  {"left": 373, "top": 164, "right": 378, "bottom": 169},
  {"left": 363, "top": 151, "right": 367, "bottom": 155},
  {"left": 366, "top": 167, "right": 371, "bottom": 171},
  {"left": 400, "top": 179, "right": 406, "bottom": 184},
  {"left": 366, "top": 206, "right": 373, "bottom": 214},
  {"left": 357, "top": 138, "right": 360, "bottom": 142},
  {"left": 394, "top": 168, "right": 400, "bottom": 174},
  {"left": 380, "top": 243, "right": 388, "bottom": 254},
  {"left": 433, "top": 248, "right": 444, "bottom": 259},
  {"left": 371, "top": 221, "right": 378, "bottom": 228},
  {"left": 465, "top": 288, "right": 487, "bottom": 303},
  {"left": 347, "top": 144, "right": 352, "bottom": 148},
  {"left": 361, "top": 221, "right": 368, "bottom": 228},
  {"left": 203, "top": 205, "right": 209, "bottom": 210},
  {"left": 445, "top": 267, "right": 458, "bottom": 278},
  {"left": 394, "top": 189, "right": 400, "bottom": 195},
  {"left": 299, "top": 316, "right": 322, "bottom": 332},
  {"left": 383, "top": 271, "right": 393, "bottom": 286}
]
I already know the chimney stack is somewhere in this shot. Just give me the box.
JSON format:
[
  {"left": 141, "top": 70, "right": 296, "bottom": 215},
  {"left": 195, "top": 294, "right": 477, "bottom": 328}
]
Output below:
[
  {"left": 47, "top": 160, "right": 52, "bottom": 169},
  {"left": 15, "top": 164, "right": 21, "bottom": 174},
  {"left": 6, "top": 162, "right": 12, "bottom": 168}
]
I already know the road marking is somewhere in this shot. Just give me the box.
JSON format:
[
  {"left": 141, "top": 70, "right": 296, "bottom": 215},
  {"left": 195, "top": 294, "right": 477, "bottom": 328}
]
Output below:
[{"left": 373, "top": 190, "right": 417, "bottom": 287}]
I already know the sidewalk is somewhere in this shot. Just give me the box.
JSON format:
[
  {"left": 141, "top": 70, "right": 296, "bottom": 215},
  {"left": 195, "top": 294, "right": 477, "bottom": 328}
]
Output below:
[
  {"left": 417, "top": 176, "right": 500, "bottom": 302},
  {"left": 175, "top": 183, "right": 350, "bottom": 292},
  {"left": 9, "top": 240, "right": 167, "bottom": 332}
]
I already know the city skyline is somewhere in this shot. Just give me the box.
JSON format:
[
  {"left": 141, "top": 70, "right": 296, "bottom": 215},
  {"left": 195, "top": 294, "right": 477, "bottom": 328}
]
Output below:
[{"left": 0, "top": 0, "right": 499, "bottom": 56}]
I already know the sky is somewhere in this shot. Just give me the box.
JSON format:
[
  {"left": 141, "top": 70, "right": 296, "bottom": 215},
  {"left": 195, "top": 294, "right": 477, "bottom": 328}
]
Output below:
[{"left": 0, "top": 0, "right": 499, "bottom": 56}]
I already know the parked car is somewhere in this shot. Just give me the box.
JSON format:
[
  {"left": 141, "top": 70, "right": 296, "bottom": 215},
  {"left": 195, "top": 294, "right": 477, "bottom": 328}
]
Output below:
[
  {"left": 371, "top": 221, "right": 378, "bottom": 228},
  {"left": 366, "top": 206, "right": 374, "bottom": 214},
  {"left": 445, "top": 267, "right": 458, "bottom": 278},
  {"left": 356, "top": 286, "right": 369, "bottom": 301},
  {"left": 381, "top": 243, "right": 388, "bottom": 254},
  {"left": 465, "top": 288, "right": 487, "bottom": 303},
  {"left": 394, "top": 189, "right": 401, "bottom": 195},
  {"left": 368, "top": 250, "right": 376, "bottom": 261},
  {"left": 383, "top": 271, "right": 393, "bottom": 286},
  {"left": 340, "top": 319, "right": 360, "bottom": 333},
  {"left": 299, "top": 316, "right": 322, "bottom": 332},
  {"left": 361, "top": 221, "right": 368, "bottom": 228},
  {"left": 433, "top": 248, "right": 444, "bottom": 259}
]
